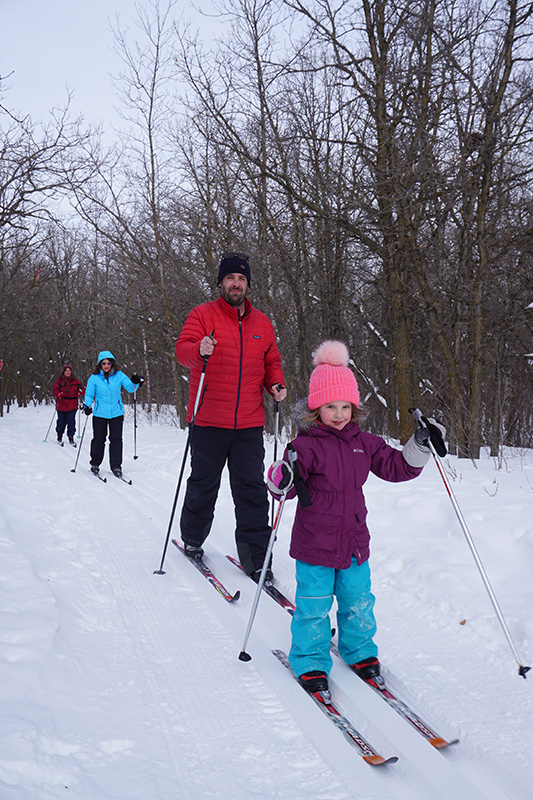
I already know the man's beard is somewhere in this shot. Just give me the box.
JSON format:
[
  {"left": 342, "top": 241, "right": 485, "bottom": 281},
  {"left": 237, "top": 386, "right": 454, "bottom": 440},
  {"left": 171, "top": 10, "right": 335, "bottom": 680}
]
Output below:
[{"left": 221, "top": 285, "right": 247, "bottom": 307}]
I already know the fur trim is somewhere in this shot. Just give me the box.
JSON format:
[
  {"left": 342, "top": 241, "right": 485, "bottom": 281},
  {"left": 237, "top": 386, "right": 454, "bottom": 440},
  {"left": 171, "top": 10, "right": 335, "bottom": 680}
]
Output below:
[{"left": 292, "top": 398, "right": 317, "bottom": 431}]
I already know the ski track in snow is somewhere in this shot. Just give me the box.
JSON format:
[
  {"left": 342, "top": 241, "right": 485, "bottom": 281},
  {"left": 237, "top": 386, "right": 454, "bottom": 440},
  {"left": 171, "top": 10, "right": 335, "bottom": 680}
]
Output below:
[{"left": 0, "top": 405, "right": 532, "bottom": 799}]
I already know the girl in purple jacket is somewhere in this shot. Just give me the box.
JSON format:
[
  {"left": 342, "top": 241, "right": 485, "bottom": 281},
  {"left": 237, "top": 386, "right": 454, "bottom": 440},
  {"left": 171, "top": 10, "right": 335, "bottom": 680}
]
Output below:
[{"left": 268, "top": 340, "right": 444, "bottom": 695}]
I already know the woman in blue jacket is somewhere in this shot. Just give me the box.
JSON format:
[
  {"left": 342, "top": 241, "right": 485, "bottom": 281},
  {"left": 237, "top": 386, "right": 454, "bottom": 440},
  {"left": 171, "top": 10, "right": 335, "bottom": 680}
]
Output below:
[{"left": 83, "top": 350, "right": 143, "bottom": 478}]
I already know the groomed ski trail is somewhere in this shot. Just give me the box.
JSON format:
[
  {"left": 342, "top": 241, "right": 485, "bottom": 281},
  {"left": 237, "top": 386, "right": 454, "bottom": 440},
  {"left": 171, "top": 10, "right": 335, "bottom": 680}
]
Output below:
[{"left": 1, "top": 405, "right": 532, "bottom": 799}]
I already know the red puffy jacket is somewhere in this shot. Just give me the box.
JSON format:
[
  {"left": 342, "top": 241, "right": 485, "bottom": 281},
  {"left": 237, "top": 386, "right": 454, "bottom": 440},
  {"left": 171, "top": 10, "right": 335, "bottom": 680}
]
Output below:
[
  {"left": 53, "top": 374, "right": 85, "bottom": 412},
  {"left": 175, "top": 296, "right": 285, "bottom": 429}
]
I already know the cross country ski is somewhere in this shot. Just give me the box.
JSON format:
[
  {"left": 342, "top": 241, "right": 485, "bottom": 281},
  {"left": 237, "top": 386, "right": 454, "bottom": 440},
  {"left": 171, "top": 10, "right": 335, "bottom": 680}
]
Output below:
[
  {"left": 273, "top": 649, "right": 398, "bottom": 767},
  {"left": 173, "top": 541, "right": 240, "bottom": 602}
]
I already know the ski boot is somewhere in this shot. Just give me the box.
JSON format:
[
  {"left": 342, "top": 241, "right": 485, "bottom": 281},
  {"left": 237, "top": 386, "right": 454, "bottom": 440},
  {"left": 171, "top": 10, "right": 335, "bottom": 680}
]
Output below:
[
  {"left": 250, "top": 568, "right": 274, "bottom": 587},
  {"left": 298, "top": 671, "right": 331, "bottom": 704},
  {"left": 183, "top": 543, "right": 204, "bottom": 562},
  {"left": 351, "top": 657, "right": 381, "bottom": 682}
]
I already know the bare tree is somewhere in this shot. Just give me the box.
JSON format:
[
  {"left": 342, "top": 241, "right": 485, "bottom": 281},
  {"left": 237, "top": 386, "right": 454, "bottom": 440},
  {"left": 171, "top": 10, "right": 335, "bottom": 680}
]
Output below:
[{"left": 71, "top": 0, "right": 195, "bottom": 417}]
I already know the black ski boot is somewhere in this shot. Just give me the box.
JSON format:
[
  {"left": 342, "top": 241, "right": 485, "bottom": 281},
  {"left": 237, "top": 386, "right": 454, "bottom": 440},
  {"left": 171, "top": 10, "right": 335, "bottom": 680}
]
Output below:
[
  {"left": 183, "top": 543, "right": 204, "bottom": 562},
  {"left": 250, "top": 568, "right": 274, "bottom": 587},
  {"left": 298, "top": 671, "right": 331, "bottom": 703},
  {"left": 351, "top": 657, "right": 381, "bottom": 681},
  {"left": 91, "top": 466, "right": 100, "bottom": 476},
  {"left": 68, "top": 437, "right": 77, "bottom": 447},
  {"left": 112, "top": 467, "right": 123, "bottom": 478}
]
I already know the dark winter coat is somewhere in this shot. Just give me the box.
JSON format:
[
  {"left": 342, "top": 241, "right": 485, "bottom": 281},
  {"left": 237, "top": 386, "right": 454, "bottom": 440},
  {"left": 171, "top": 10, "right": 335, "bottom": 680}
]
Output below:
[
  {"left": 53, "top": 373, "right": 85, "bottom": 412},
  {"left": 282, "top": 404, "right": 423, "bottom": 569},
  {"left": 175, "top": 295, "right": 285, "bottom": 429}
]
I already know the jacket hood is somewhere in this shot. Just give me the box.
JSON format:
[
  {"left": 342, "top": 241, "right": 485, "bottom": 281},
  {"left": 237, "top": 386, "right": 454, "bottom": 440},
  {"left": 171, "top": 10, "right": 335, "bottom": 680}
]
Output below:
[
  {"left": 97, "top": 350, "right": 115, "bottom": 363},
  {"left": 292, "top": 398, "right": 316, "bottom": 431}
]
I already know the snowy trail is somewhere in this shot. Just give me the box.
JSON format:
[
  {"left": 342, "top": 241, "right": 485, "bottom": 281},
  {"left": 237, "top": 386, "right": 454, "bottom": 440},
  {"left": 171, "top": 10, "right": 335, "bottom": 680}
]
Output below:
[
  {"left": 0, "top": 411, "right": 357, "bottom": 799},
  {"left": 1, "top": 405, "right": 532, "bottom": 799}
]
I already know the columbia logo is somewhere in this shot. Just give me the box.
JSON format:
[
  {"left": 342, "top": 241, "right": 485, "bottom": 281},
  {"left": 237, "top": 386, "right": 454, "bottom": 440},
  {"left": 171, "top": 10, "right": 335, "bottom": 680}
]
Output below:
[
  {"left": 353, "top": 449, "right": 365, "bottom": 454},
  {"left": 253, "top": 335, "right": 261, "bottom": 339}
]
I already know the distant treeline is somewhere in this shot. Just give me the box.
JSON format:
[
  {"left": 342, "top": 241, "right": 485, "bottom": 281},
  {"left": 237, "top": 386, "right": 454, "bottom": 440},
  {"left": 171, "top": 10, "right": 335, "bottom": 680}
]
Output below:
[{"left": 1, "top": 0, "right": 532, "bottom": 456}]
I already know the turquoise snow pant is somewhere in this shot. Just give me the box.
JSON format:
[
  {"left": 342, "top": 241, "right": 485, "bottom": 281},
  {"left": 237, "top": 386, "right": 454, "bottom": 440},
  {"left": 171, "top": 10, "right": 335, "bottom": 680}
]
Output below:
[{"left": 289, "top": 558, "right": 378, "bottom": 678}]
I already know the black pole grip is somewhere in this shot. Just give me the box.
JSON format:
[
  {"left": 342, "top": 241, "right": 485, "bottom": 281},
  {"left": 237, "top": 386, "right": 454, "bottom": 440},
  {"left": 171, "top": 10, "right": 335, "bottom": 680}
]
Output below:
[
  {"left": 421, "top": 415, "right": 447, "bottom": 457},
  {"left": 287, "top": 443, "right": 312, "bottom": 508},
  {"left": 409, "top": 407, "right": 447, "bottom": 457}
]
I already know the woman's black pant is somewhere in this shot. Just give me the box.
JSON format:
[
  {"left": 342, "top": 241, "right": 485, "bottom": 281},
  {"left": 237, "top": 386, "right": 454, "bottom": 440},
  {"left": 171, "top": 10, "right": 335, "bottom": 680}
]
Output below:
[{"left": 90, "top": 415, "right": 124, "bottom": 470}]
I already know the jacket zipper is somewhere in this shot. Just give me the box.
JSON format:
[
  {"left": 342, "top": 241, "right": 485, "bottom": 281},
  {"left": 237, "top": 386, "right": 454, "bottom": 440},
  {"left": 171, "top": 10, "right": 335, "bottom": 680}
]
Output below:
[{"left": 234, "top": 316, "right": 244, "bottom": 429}]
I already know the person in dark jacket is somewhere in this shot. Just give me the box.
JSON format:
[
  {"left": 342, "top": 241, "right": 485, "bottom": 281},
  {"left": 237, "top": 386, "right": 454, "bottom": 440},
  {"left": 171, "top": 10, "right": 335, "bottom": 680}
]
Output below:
[
  {"left": 268, "top": 340, "right": 445, "bottom": 695},
  {"left": 83, "top": 350, "right": 143, "bottom": 478},
  {"left": 175, "top": 252, "right": 286, "bottom": 580},
  {"left": 52, "top": 364, "right": 85, "bottom": 446}
]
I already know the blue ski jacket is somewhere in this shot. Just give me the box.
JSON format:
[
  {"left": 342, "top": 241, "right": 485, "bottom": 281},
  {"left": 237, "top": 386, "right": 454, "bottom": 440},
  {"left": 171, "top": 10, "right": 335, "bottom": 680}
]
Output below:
[{"left": 84, "top": 354, "right": 136, "bottom": 419}]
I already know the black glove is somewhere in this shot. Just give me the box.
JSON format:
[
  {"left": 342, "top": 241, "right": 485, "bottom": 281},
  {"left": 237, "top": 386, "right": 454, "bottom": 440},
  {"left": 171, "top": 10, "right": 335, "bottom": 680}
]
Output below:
[
  {"left": 83, "top": 405, "right": 93, "bottom": 416},
  {"left": 131, "top": 373, "right": 145, "bottom": 386},
  {"left": 415, "top": 417, "right": 447, "bottom": 456}
]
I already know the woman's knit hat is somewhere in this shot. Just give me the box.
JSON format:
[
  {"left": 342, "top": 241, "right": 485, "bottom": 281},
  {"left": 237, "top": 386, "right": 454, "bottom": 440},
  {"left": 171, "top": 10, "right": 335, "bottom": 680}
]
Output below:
[{"left": 308, "top": 341, "right": 360, "bottom": 409}]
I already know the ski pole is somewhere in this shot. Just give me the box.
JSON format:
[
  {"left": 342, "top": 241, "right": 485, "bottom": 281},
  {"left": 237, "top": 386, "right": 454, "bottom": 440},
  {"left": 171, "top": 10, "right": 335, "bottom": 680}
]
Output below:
[
  {"left": 239, "top": 488, "right": 290, "bottom": 662},
  {"left": 43, "top": 407, "right": 57, "bottom": 442},
  {"left": 133, "top": 388, "right": 138, "bottom": 459},
  {"left": 70, "top": 413, "right": 90, "bottom": 474},
  {"left": 154, "top": 332, "right": 215, "bottom": 575},
  {"left": 410, "top": 407, "right": 530, "bottom": 678},
  {"left": 270, "top": 396, "right": 280, "bottom": 527}
]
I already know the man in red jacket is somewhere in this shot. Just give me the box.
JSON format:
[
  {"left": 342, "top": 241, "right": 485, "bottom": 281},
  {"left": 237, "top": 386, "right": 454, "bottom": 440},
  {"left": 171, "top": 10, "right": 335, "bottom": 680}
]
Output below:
[{"left": 175, "top": 252, "right": 287, "bottom": 582}]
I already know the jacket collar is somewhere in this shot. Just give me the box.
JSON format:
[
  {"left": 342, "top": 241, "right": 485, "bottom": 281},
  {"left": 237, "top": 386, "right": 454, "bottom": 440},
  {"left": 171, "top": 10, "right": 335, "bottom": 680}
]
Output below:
[
  {"left": 307, "top": 421, "right": 359, "bottom": 441},
  {"left": 216, "top": 295, "right": 253, "bottom": 320}
]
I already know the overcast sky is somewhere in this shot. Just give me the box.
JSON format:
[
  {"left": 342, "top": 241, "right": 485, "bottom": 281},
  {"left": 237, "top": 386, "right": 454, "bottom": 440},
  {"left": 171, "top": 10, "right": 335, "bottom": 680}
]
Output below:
[{"left": 1, "top": 0, "right": 221, "bottom": 131}]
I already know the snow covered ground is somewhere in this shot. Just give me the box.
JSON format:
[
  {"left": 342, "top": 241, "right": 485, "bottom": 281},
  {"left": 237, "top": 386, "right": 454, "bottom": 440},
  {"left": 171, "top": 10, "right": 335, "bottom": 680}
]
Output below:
[{"left": 0, "top": 404, "right": 532, "bottom": 800}]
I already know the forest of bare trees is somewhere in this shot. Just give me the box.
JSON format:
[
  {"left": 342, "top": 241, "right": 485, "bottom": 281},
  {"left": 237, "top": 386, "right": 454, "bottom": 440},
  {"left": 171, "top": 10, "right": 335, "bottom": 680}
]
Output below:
[{"left": 1, "top": 0, "right": 532, "bottom": 458}]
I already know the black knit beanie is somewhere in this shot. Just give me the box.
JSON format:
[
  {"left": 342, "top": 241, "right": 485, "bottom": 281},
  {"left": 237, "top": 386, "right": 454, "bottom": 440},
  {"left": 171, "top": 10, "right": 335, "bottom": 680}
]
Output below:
[{"left": 217, "top": 253, "right": 251, "bottom": 286}]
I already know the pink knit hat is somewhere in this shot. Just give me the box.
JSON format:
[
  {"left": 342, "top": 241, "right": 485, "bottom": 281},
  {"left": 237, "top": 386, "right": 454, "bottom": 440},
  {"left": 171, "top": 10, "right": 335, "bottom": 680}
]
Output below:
[{"left": 308, "top": 341, "right": 360, "bottom": 409}]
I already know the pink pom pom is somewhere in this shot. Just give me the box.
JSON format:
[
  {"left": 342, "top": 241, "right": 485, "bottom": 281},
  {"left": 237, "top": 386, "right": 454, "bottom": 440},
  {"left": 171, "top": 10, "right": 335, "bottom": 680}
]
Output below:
[{"left": 312, "top": 340, "right": 349, "bottom": 368}]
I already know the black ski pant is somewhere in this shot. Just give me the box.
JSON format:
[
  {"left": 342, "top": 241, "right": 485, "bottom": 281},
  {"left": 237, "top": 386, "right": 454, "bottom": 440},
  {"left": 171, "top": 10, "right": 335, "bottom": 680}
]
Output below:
[
  {"left": 180, "top": 426, "right": 271, "bottom": 575},
  {"left": 90, "top": 415, "right": 124, "bottom": 470}
]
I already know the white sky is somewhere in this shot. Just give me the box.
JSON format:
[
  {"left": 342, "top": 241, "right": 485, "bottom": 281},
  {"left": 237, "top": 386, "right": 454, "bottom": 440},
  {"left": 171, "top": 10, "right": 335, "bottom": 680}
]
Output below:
[{"left": 0, "top": 0, "right": 222, "bottom": 132}]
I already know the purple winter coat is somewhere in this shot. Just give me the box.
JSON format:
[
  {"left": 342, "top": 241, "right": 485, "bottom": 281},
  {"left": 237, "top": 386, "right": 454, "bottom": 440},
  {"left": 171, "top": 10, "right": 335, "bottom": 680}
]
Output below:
[{"left": 283, "top": 411, "right": 422, "bottom": 569}]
